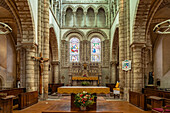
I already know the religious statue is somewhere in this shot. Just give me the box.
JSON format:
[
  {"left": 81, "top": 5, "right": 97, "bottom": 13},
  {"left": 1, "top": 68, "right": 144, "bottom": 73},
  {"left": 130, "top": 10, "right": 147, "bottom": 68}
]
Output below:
[
  {"left": 32, "top": 52, "right": 49, "bottom": 74},
  {"left": 148, "top": 72, "right": 154, "bottom": 84},
  {"left": 32, "top": 52, "right": 49, "bottom": 95}
]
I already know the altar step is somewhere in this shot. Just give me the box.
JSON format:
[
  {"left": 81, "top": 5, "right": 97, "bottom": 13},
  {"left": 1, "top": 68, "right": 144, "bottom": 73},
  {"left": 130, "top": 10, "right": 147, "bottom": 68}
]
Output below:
[{"left": 42, "top": 111, "right": 123, "bottom": 113}]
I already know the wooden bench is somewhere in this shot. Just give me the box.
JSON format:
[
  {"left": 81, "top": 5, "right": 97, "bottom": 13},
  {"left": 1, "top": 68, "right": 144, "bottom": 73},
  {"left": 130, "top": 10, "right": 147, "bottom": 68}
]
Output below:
[
  {"left": 0, "top": 95, "right": 15, "bottom": 113},
  {"left": 143, "top": 88, "right": 170, "bottom": 108},
  {"left": 0, "top": 88, "right": 38, "bottom": 110},
  {"left": 18, "top": 91, "right": 38, "bottom": 109},
  {"left": 129, "top": 90, "right": 147, "bottom": 110},
  {"left": 48, "top": 84, "right": 64, "bottom": 94},
  {"left": 0, "top": 88, "right": 26, "bottom": 106}
]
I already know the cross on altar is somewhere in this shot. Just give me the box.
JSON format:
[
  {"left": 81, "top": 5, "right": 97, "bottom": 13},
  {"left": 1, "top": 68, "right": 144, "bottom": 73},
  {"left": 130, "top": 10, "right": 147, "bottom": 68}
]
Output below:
[{"left": 32, "top": 52, "right": 49, "bottom": 95}]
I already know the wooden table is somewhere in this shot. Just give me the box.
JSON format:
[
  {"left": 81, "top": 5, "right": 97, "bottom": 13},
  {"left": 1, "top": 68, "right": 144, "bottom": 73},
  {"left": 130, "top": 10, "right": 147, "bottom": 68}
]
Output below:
[
  {"left": 149, "top": 96, "right": 165, "bottom": 108},
  {"left": 58, "top": 86, "right": 110, "bottom": 111}
]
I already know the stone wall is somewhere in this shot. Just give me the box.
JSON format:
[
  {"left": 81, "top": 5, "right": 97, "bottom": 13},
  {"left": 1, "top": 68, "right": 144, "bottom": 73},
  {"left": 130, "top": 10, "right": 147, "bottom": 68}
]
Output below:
[
  {"left": 0, "top": 35, "right": 16, "bottom": 88},
  {"left": 60, "top": 29, "right": 110, "bottom": 85}
]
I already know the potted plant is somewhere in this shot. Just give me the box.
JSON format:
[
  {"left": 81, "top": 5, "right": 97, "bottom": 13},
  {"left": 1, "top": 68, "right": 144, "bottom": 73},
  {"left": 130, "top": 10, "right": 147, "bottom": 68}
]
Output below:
[
  {"left": 74, "top": 91, "right": 96, "bottom": 111},
  {"left": 82, "top": 81, "right": 90, "bottom": 86}
]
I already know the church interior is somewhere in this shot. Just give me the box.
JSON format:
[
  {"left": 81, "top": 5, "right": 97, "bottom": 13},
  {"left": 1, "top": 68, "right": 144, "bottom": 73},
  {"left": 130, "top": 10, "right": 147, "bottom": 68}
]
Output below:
[{"left": 0, "top": 0, "right": 170, "bottom": 113}]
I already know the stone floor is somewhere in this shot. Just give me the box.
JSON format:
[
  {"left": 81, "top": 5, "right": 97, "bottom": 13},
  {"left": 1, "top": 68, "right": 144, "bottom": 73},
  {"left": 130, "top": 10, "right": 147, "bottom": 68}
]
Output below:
[{"left": 13, "top": 96, "right": 151, "bottom": 113}]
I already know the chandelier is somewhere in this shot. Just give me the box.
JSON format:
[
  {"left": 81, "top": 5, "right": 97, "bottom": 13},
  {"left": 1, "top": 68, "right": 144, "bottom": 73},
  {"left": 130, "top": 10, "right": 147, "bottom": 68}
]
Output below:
[
  {"left": 0, "top": 22, "right": 12, "bottom": 35},
  {"left": 153, "top": 19, "right": 170, "bottom": 34}
]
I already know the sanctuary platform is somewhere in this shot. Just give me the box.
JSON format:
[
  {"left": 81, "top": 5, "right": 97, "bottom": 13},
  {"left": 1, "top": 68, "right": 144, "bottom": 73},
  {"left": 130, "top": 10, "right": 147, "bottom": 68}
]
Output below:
[
  {"left": 42, "top": 96, "right": 123, "bottom": 113},
  {"left": 57, "top": 86, "right": 110, "bottom": 111}
]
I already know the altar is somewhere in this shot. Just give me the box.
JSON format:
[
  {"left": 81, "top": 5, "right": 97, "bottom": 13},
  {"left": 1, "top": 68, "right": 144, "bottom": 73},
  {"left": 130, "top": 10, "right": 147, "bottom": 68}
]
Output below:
[
  {"left": 68, "top": 62, "right": 102, "bottom": 86},
  {"left": 58, "top": 86, "right": 110, "bottom": 111},
  {"left": 71, "top": 76, "right": 99, "bottom": 86},
  {"left": 58, "top": 86, "right": 110, "bottom": 94}
]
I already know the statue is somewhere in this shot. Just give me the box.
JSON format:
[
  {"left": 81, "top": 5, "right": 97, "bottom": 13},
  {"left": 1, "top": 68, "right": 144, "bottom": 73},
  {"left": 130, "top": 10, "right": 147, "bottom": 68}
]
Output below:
[
  {"left": 148, "top": 72, "right": 154, "bottom": 84},
  {"left": 32, "top": 52, "right": 49, "bottom": 95}
]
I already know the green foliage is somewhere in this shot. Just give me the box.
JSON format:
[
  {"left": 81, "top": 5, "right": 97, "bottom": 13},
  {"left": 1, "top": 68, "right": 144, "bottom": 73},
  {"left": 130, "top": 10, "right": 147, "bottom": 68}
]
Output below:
[
  {"left": 81, "top": 81, "right": 90, "bottom": 86},
  {"left": 74, "top": 91, "right": 96, "bottom": 107}
]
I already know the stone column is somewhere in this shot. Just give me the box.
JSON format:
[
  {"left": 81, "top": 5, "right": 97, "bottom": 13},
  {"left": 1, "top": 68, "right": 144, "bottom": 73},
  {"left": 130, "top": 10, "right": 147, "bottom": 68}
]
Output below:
[
  {"left": 73, "top": 12, "right": 76, "bottom": 27},
  {"left": 62, "top": 12, "right": 66, "bottom": 27},
  {"left": 110, "top": 61, "right": 116, "bottom": 83},
  {"left": 52, "top": 61, "right": 60, "bottom": 84},
  {"left": 105, "top": 39, "right": 110, "bottom": 66},
  {"left": 83, "top": 40, "right": 87, "bottom": 62},
  {"left": 119, "top": 0, "right": 125, "bottom": 99},
  {"left": 105, "top": 13, "right": 108, "bottom": 27},
  {"left": 84, "top": 12, "right": 87, "bottom": 27},
  {"left": 20, "top": 48, "right": 26, "bottom": 88},
  {"left": 131, "top": 44, "right": 145, "bottom": 92},
  {"left": 43, "top": 0, "right": 50, "bottom": 100},
  {"left": 94, "top": 12, "right": 97, "bottom": 27},
  {"left": 25, "top": 45, "right": 36, "bottom": 92}
]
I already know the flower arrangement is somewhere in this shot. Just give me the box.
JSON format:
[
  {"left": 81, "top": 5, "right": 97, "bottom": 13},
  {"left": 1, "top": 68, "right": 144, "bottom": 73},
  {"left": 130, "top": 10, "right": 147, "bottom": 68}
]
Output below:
[
  {"left": 74, "top": 91, "right": 96, "bottom": 108},
  {"left": 82, "top": 81, "right": 90, "bottom": 86}
]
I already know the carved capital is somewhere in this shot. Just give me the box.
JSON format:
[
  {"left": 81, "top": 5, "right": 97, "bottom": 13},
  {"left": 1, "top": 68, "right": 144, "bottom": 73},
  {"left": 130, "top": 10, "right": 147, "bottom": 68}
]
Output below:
[
  {"left": 130, "top": 42, "right": 146, "bottom": 49},
  {"left": 21, "top": 42, "right": 37, "bottom": 49},
  {"left": 52, "top": 61, "right": 60, "bottom": 65},
  {"left": 110, "top": 61, "right": 117, "bottom": 66}
]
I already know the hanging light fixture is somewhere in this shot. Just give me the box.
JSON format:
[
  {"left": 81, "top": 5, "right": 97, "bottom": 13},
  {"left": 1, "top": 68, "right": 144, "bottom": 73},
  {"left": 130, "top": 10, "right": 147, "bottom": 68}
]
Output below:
[
  {"left": 153, "top": 19, "right": 170, "bottom": 34},
  {"left": 0, "top": 22, "right": 12, "bottom": 35}
]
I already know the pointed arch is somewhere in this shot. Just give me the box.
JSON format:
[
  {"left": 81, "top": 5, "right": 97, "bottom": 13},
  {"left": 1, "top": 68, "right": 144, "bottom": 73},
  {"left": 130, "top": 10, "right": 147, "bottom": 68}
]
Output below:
[
  {"left": 49, "top": 27, "right": 59, "bottom": 61},
  {"left": 63, "top": 5, "right": 75, "bottom": 12},
  {"left": 12, "top": 0, "right": 35, "bottom": 42},
  {"left": 75, "top": 5, "right": 85, "bottom": 12},
  {"left": 96, "top": 5, "right": 108, "bottom": 13},
  {"left": 85, "top": 5, "right": 96, "bottom": 13}
]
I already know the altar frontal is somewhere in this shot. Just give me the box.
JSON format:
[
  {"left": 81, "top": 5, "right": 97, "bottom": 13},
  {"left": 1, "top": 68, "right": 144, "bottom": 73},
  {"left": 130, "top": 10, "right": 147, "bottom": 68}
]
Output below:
[{"left": 58, "top": 86, "right": 110, "bottom": 94}]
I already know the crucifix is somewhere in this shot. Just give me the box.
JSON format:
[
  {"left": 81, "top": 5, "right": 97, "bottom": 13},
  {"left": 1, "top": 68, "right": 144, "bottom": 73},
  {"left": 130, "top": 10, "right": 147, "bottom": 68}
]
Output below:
[{"left": 32, "top": 52, "right": 49, "bottom": 95}]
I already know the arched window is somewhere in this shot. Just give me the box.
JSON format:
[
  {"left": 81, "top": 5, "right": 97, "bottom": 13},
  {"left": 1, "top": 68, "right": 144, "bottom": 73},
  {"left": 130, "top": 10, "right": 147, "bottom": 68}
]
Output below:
[
  {"left": 91, "top": 37, "right": 101, "bottom": 62},
  {"left": 70, "top": 37, "right": 79, "bottom": 62}
]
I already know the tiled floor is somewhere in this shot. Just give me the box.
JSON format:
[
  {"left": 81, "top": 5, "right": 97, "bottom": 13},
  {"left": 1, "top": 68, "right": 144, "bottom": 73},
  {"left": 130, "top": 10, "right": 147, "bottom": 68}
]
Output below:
[{"left": 13, "top": 96, "right": 151, "bottom": 113}]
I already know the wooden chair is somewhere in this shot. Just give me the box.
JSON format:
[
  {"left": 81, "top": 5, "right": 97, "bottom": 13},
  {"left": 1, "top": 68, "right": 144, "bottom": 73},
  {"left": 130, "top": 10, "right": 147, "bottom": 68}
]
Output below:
[
  {"left": 113, "top": 81, "right": 120, "bottom": 98},
  {"left": 152, "top": 105, "right": 170, "bottom": 113}
]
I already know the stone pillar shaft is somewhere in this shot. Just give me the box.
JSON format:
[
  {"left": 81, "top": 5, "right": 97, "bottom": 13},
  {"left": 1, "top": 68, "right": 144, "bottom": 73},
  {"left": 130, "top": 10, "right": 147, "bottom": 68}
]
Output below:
[
  {"left": 25, "top": 47, "right": 36, "bottom": 92},
  {"left": 84, "top": 12, "right": 87, "bottom": 27},
  {"left": 110, "top": 61, "right": 116, "bottom": 83},
  {"left": 132, "top": 45, "right": 144, "bottom": 92},
  {"left": 62, "top": 13, "right": 65, "bottom": 27},
  {"left": 119, "top": 0, "right": 125, "bottom": 99},
  {"left": 73, "top": 12, "right": 76, "bottom": 27},
  {"left": 43, "top": 0, "right": 49, "bottom": 99},
  {"left": 105, "top": 14, "right": 108, "bottom": 27},
  {"left": 94, "top": 12, "right": 97, "bottom": 27},
  {"left": 52, "top": 61, "right": 59, "bottom": 84}
]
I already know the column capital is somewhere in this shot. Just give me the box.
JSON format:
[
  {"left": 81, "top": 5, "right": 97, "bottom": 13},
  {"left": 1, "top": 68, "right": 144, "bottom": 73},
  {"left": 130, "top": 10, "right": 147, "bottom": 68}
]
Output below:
[
  {"left": 52, "top": 61, "right": 60, "bottom": 65},
  {"left": 83, "top": 40, "right": 88, "bottom": 43},
  {"left": 84, "top": 12, "right": 87, "bottom": 15},
  {"left": 130, "top": 42, "right": 146, "bottom": 49},
  {"left": 73, "top": 11, "right": 76, "bottom": 14},
  {"left": 94, "top": 10, "right": 98, "bottom": 14},
  {"left": 110, "top": 61, "right": 117, "bottom": 65},
  {"left": 21, "top": 42, "right": 37, "bottom": 49},
  {"left": 61, "top": 40, "right": 66, "bottom": 42},
  {"left": 62, "top": 11, "right": 66, "bottom": 15}
]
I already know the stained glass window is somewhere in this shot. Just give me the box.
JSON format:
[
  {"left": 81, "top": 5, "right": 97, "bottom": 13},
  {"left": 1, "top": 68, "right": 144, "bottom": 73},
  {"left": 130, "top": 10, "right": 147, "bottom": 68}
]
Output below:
[
  {"left": 70, "top": 37, "right": 79, "bottom": 62},
  {"left": 91, "top": 38, "right": 101, "bottom": 62}
]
